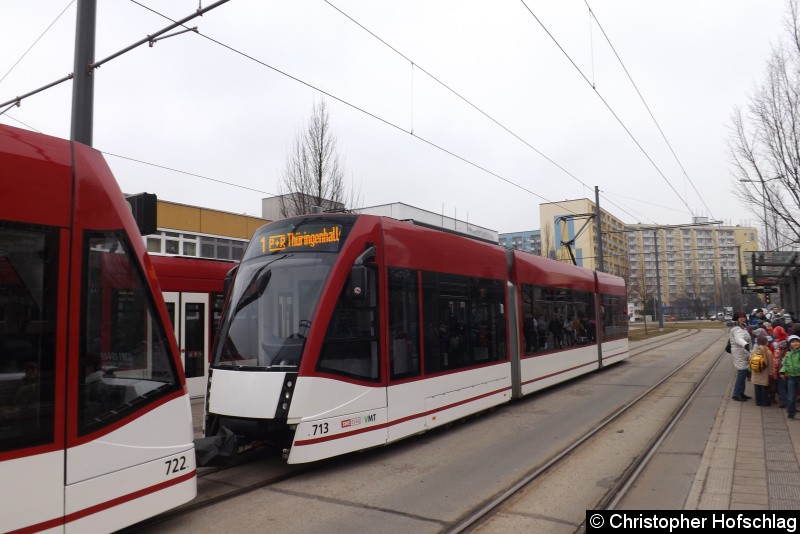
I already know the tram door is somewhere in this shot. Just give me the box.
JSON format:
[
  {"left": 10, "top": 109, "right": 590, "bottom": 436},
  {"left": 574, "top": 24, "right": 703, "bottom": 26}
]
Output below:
[{"left": 163, "top": 292, "right": 210, "bottom": 399}]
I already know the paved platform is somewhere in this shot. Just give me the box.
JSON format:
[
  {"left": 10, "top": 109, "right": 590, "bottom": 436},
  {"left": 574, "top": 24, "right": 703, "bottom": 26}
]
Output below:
[{"left": 687, "top": 371, "right": 800, "bottom": 509}]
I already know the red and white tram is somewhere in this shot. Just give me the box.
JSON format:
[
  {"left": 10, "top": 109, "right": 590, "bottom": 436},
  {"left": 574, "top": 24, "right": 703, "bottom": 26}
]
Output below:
[
  {"left": 205, "top": 214, "right": 629, "bottom": 464},
  {"left": 149, "top": 255, "right": 234, "bottom": 399},
  {"left": 0, "top": 125, "right": 197, "bottom": 532}
]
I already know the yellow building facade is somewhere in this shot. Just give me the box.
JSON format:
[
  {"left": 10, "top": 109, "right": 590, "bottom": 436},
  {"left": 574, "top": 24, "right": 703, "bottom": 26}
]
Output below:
[{"left": 626, "top": 221, "right": 758, "bottom": 312}]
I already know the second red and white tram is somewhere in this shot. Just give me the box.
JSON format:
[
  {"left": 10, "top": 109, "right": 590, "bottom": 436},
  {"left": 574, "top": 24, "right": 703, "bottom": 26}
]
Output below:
[
  {"left": 0, "top": 125, "right": 197, "bottom": 532},
  {"left": 149, "top": 255, "right": 234, "bottom": 399},
  {"left": 205, "top": 214, "right": 629, "bottom": 464}
]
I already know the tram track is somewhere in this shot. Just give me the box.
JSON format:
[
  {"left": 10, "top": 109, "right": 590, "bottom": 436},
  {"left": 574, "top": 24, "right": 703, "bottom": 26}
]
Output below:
[
  {"left": 446, "top": 328, "right": 726, "bottom": 533},
  {"left": 125, "top": 328, "right": 723, "bottom": 533},
  {"left": 627, "top": 327, "right": 698, "bottom": 356},
  {"left": 120, "top": 461, "right": 314, "bottom": 532},
  {"left": 594, "top": 341, "right": 725, "bottom": 513}
]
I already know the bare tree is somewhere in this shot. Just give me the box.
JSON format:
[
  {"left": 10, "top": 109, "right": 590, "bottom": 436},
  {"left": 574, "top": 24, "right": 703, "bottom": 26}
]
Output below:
[
  {"left": 730, "top": 0, "right": 800, "bottom": 249},
  {"left": 541, "top": 224, "right": 556, "bottom": 259},
  {"left": 627, "top": 269, "right": 644, "bottom": 308},
  {"left": 277, "top": 98, "right": 360, "bottom": 217}
]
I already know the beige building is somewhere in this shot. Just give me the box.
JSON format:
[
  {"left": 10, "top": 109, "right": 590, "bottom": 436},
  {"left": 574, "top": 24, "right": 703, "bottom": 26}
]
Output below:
[
  {"left": 626, "top": 219, "right": 758, "bottom": 313},
  {"left": 539, "top": 199, "right": 629, "bottom": 278}
]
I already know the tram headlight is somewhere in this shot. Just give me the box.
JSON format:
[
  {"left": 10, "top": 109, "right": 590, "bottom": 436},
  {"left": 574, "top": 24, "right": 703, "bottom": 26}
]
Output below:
[
  {"left": 282, "top": 402, "right": 289, "bottom": 410},
  {"left": 284, "top": 391, "right": 292, "bottom": 400},
  {"left": 286, "top": 380, "right": 293, "bottom": 388}
]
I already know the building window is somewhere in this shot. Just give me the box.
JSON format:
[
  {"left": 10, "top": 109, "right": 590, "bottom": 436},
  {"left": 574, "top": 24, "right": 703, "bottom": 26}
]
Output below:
[
  {"left": 146, "top": 237, "right": 161, "bottom": 253},
  {"left": 144, "top": 230, "right": 247, "bottom": 261}
]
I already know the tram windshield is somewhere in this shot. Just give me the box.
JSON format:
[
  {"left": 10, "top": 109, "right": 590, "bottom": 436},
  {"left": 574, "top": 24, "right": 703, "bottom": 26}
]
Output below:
[{"left": 213, "top": 216, "right": 355, "bottom": 371}]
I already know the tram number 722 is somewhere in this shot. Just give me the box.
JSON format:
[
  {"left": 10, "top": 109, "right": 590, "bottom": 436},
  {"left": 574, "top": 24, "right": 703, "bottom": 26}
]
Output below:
[{"left": 165, "top": 455, "right": 189, "bottom": 476}]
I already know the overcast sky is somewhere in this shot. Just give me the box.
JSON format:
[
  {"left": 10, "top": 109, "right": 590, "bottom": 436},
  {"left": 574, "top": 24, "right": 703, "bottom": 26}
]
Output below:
[{"left": 0, "top": 0, "right": 791, "bottom": 233}]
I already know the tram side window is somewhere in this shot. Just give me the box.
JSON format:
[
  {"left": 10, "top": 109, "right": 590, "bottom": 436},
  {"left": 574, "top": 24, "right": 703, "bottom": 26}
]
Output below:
[
  {"left": 520, "top": 284, "right": 596, "bottom": 355},
  {"left": 422, "top": 272, "right": 505, "bottom": 374},
  {"left": 0, "top": 222, "right": 57, "bottom": 453},
  {"left": 388, "top": 268, "right": 420, "bottom": 380},
  {"left": 469, "top": 278, "right": 506, "bottom": 362},
  {"left": 572, "top": 291, "right": 596, "bottom": 344},
  {"left": 520, "top": 286, "right": 543, "bottom": 353},
  {"left": 318, "top": 269, "right": 380, "bottom": 382},
  {"left": 79, "top": 232, "right": 180, "bottom": 435},
  {"left": 601, "top": 294, "right": 629, "bottom": 340}
]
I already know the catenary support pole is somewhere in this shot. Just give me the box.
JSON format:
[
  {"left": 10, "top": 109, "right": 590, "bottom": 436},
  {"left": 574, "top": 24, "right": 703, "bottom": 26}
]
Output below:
[
  {"left": 654, "top": 230, "right": 664, "bottom": 330},
  {"left": 595, "top": 186, "right": 604, "bottom": 273},
  {"left": 70, "top": 0, "right": 96, "bottom": 145}
]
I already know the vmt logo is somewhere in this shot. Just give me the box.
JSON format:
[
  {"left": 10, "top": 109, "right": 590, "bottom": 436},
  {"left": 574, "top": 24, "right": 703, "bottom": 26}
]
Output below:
[{"left": 363, "top": 414, "right": 376, "bottom": 423}]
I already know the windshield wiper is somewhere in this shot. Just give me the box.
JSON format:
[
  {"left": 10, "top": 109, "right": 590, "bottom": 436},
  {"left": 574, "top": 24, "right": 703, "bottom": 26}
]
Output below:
[
  {"left": 234, "top": 268, "right": 271, "bottom": 313},
  {"left": 233, "top": 252, "right": 290, "bottom": 312}
]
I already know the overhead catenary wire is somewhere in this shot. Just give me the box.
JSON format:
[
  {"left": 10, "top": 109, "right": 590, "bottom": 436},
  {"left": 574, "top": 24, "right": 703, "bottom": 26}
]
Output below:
[
  {"left": 0, "top": 0, "right": 582, "bottom": 220},
  {"left": 323, "top": 0, "right": 586, "bottom": 187},
  {"left": 2, "top": 0, "right": 585, "bottom": 222},
  {"left": 0, "top": 0, "right": 75, "bottom": 87},
  {"left": 92, "top": 0, "right": 230, "bottom": 69},
  {"left": 518, "top": 0, "right": 697, "bottom": 219},
  {"left": 1, "top": 1, "right": 707, "bottom": 229},
  {"left": 3, "top": 1, "right": 675, "bottom": 227},
  {"left": 128, "top": 0, "right": 587, "bottom": 219},
  {"left": 602, "top": 190, "right": 693, "bottom": 216},
  {"left": 582, "top": 0, "right": 715, "bottom": 220},
  {"left": 1, "top": 110, "right": 280, "bottom": 201},
  {"left": 0, "top": 0, "right": 229, "bottom": 111},
  {"left": 3, "top": 113, "right": 41, "bottom": 132},
  {"left": 324, "top": 0, "right": 664, "bottom": 226},
  {"left": 593, "top": 193, "right": 647, "bottom": 226},
  {"left": 101, "top": 151, "right": 279, "bottom": 197},
  {"left": 601, "top": 189, "right": 694, "bottom": 226}
]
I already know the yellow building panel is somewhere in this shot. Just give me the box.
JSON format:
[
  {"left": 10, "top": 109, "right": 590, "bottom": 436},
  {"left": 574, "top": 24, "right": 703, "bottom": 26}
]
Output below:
[
  {"left": 199, "top": 210, "right": 251, "bottom": 239},
  {"left": 156, "top": 200, "right": 269, "bottom": 240},
  {"left": 157, "top": 201, "right": 202, "bottom": 232}
]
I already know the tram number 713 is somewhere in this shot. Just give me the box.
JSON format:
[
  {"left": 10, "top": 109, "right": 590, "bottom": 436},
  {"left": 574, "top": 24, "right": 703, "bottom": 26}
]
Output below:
[
  {"left": 312, "top": 423, "right": 329, "bottom": 436},
  {"left": 165, "top": 455, "right": 188, "bottom": 476}
]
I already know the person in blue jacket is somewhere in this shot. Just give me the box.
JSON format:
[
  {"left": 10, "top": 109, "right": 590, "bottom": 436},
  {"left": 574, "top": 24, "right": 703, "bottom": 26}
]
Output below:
[{"left": 749, "top": 308, "right": 765, "bottom": 326}]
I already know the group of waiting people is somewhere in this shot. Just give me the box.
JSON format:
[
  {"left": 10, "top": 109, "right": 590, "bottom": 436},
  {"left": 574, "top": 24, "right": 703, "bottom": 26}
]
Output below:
[{"left": 729, "top": 308, "right": 800, "bottom": 420}]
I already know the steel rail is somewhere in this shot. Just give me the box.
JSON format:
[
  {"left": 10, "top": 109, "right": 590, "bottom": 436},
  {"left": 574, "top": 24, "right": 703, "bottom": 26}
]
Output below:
[{"left": 446, "top": 329, "right": 723, "bottom": 533}]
